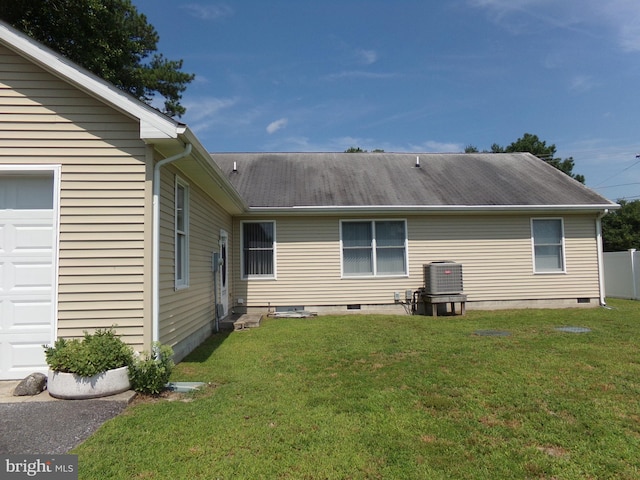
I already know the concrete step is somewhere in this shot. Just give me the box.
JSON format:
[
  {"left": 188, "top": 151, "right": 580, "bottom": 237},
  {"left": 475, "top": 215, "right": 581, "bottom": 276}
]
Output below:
[{"left": 221, "top": 313, "right": 262, "bottom": 331}]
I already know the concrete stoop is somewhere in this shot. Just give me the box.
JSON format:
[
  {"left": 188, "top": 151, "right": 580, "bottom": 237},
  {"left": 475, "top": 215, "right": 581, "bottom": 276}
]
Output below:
[{"left": 218, "top": 313, "right": 263, "bottom": 332}]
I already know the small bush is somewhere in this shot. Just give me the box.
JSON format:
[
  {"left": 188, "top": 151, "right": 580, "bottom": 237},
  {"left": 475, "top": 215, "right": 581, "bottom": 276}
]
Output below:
[
  {"left": 44, "top": 328, "right": 133, "bottom": 377},
  {"left": 129, "top": 342, "right": 174, "bottom": 395}
]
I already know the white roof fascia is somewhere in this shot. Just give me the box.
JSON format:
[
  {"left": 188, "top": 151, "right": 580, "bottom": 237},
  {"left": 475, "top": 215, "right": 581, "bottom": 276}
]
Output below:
[
  {"left": 244, "top": 204, "right": 619, "bottom": 216},
  {"left": 0, "top": 21, "right": 180, "bottom": 140},
  {"left": 179, "top": 128, "right": 248, "bottom": 212}
]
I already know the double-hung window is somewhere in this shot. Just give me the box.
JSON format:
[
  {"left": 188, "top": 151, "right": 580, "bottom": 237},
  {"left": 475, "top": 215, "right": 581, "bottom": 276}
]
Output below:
[
  {"left": 531, "top": 218, "right": 565, "bottom": 273},
  {"left": 341, "top": 220, "right": 407, "bottom": 276},
  {"left": 175, "top": 176, "right": 189, "bottom": 288},
  {"left": 242, "top": 221, "right": 275, "bottom": 278}
]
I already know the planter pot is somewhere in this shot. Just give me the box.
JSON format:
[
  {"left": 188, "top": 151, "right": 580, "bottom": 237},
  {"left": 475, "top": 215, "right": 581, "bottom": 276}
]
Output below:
[{"left": 47, "top": 366, "right": 131, "bottom": 400}]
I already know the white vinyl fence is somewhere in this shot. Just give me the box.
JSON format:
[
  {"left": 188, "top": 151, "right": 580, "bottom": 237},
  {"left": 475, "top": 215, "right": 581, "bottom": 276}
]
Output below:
[{"left": 603, "top": 249, "right": 640, "bottom": 300}]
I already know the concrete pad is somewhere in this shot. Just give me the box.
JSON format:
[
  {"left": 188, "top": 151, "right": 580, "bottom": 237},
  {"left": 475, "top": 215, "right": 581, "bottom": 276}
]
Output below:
[{"left": 0, "top": 380, "right": 136, "bottom": 404}]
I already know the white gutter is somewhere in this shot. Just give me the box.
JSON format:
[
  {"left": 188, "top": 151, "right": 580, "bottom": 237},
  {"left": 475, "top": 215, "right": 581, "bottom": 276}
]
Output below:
[
  {"left": 152, "top": 142, "right": 192, "bottom": 343},
  {"left": 245, "top": 204, "right": 619, "bottom": 216},
  {"left": 596, "top": 210, "right": 608, "bottom": 306}
]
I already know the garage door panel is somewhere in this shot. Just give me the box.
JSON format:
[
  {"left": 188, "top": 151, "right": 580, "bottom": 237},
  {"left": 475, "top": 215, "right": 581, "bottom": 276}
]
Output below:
[
  {"left": 1, "top": 262, "right": 53, "bottom": 294},
  {"left": 3, "top": 299, "right": 53, "bottom": 329},
  {"left": 0, "top": 210, "right": 52, "bottom": 221},
  {"left": 0, "top": 172, "right": 56, "bottom": 379},
  {"left": 12, "top": 263, "right": 53, "bottom": 290},
  {"left": 1, "top": 338, "right": 48, "bottom": 374},
  {"left": 13, "top": 225, "right": 54, "bottom": 252}
]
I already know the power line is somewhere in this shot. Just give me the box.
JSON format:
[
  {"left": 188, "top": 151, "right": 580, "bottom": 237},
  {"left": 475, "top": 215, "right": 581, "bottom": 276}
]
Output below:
[
  {"left": 593, "top": 156, "right": 640, "bottom": 188},
  {"left": 594, "top": 182, "right": 640, "bottom": 190}
]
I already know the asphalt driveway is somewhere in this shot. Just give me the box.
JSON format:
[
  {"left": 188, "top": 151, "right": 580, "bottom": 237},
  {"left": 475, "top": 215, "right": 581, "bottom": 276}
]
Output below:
[
  {"left": 0, "top": 400, "right": 129, "bottom": 454},
  {"left": 0, "top": 381, "right": 135, "bottom": 455}
]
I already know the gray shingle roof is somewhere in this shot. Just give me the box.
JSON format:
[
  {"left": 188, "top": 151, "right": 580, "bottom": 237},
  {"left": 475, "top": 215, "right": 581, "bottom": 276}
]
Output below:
[{"left": 212, "top": 152, "right": 615, "bottom": 210}]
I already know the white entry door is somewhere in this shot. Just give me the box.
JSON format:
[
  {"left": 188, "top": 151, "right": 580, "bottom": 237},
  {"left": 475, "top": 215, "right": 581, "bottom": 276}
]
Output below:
[
  {"left": 219, "top": 230, "right": 229, "bottom": 317},
  {"left": 0, "top": 172, "right": 57, "bottom": 380}
]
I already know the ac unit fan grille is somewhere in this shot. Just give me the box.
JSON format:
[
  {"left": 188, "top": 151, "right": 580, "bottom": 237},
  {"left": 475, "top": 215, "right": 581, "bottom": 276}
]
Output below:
[{"left": 424, "top": 262, "right": 463, "bottom": 295}]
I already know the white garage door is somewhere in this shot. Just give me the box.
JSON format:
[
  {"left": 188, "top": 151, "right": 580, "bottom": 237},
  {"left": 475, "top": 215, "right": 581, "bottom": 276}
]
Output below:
[{"left": 0, "top": 173, "right": 57, "bottom": 380}]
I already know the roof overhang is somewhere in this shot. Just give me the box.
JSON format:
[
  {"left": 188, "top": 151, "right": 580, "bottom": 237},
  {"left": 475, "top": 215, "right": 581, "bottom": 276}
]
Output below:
[{"left": 151, "top": 129, "right": 247, "bottom": 215}]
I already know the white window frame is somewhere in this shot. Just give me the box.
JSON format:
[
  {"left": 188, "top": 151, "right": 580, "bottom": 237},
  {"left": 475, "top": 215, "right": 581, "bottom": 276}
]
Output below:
[
  {"left": 340, "top": 219, "right": 408, "bottom": 278},
  {"left": 241, "top": 220, "right": 276, "bottom": 280},
  {"left": 531, "top": 217, "right": 566, "bottom": 274},
  {"left": 175, "top": 176, "right": 189, "bottom": 289}
]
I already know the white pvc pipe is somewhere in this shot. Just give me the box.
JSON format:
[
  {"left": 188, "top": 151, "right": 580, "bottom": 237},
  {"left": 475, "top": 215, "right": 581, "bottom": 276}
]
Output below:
[{"left": 152, "top": 143, "right": 192, "bottom": 343}]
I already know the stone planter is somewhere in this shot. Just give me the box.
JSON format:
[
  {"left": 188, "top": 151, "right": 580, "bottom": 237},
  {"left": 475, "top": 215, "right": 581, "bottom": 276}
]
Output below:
[{"left": 47, "top": 366, "right": 130, "bottom": 400}]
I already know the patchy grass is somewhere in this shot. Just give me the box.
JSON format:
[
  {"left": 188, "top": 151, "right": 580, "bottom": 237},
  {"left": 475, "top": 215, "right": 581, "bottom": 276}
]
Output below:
[{"left": 74, "top": 299, "right": 640, "bottom": 479}]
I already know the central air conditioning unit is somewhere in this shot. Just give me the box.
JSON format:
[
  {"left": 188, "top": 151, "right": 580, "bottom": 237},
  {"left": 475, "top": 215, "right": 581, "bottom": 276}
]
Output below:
[{"left": 424, "top": 261, "right": 463, "bottom": 295}]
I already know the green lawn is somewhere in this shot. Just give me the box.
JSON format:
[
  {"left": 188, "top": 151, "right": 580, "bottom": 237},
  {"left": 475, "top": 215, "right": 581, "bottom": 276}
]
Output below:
[{"left": 74, "top": 299, "right": 640, "bottom": 479}]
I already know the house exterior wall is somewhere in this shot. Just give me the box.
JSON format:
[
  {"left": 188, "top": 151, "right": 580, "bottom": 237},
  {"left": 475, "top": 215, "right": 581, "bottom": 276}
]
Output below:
[
  {"left": 231, "top": 213, "right": 601, "bottom": 313},
  {"left": 158, "top": 164, "right": 233, "bottom": 361},
  {"left": 0, "top": 44, "right": 149, "bottom": 347}
]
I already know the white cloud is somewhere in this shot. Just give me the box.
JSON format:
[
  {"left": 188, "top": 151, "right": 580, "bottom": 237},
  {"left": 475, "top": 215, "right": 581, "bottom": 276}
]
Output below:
[
  {"left": 181, "top": 4, "right": 233, "bottom": 21},
  {"left": 468, "top": 0, "right": 534, "bottom": 14},
  {"left": 469, "top": 0, "right": 588, "bottom": 36},
  {"left": 470, "top": 0, "right": 640, "bottom": 52},
  {"left": 323, "top": 71, "right": 399, "bottom": 81},
  {"left": 356, "top": 49, "right": 378, "bottom": 65},
  {"left": 266, "top": 118, "right": 288, "bottom": 134},
  {"left": 594, "top": 0, "right": 640, "bottom": 52},
  {"left": 569, "top": 75, "right": 598, "bottom": 93},
  {"left": 408, "top": 141, "right": 464, "bottom": 153},
  {"left": 331, "top": 136, "right": 372, "bottom": 150},
  {"left": 262, "top": 135, "right": 466, "bottom": 154},
  {"left": 183, "top": 97, "right": 238, "bottom": 123},
  {"left": 324, "top": 138, "right": 463, "bottom": 154},
  {"left": 181, "top": 96, "right": 247, "bottom": 135},
  {"left": 263, "top": 135, "right": 337, "bottom": 152},
  {"left": 467, "top": 0, "right": 550, "bottom": 22}
]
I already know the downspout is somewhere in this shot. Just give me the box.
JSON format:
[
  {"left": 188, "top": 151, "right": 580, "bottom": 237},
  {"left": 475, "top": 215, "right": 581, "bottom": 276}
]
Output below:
[
  {"left": 152, "top": 143, "right": 192, "bottom": 343},
  {"left": 595, "top": 210, "right": 608, "bottom": 307}
]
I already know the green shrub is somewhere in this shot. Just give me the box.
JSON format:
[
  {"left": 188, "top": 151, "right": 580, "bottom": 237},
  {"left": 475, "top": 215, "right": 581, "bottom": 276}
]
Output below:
[
  {"left": 128, "top": 342, "right": 174, "bottom": 395},
  {"left": 44, "top": 328, "right": 134, "bottom": 377}
]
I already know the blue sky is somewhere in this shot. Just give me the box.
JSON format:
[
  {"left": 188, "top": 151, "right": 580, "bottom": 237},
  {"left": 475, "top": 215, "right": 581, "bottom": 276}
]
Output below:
[{"left": 132, "top": 0, "right": 640, "bottom": 202}]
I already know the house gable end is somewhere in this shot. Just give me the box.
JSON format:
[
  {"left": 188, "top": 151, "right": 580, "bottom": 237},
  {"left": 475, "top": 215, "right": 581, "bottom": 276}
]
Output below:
[{"left": 0, "top": 20, "right": 179, "bottom": 141}]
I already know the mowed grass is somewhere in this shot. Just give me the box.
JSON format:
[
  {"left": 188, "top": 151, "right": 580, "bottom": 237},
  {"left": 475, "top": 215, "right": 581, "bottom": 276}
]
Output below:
[{"left": 74, "top": 299, "right": 640, "bottom": 479}]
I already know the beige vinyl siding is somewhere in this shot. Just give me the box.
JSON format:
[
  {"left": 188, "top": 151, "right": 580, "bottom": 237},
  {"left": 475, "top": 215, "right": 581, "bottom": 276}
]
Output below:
[
  {"left": 0, "top": 45, "right": 148, "bottom": 346},
  {"left": 409, "top": 214, "right": 599, "bottom": 301},
  {"left": 233, "top": 216, "right": 407, "bottom": 307},
  {"left": 232, "top": 214, "right": 600, "bottom": 308},
  {"left": 158, "top": 165, "right": 232, "bottom": 355}
]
